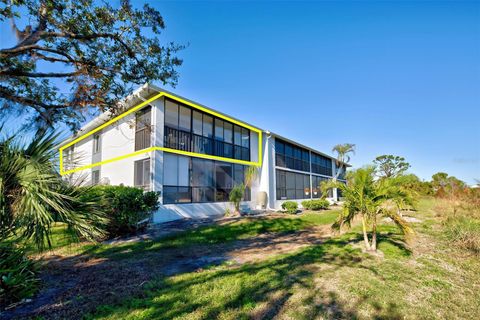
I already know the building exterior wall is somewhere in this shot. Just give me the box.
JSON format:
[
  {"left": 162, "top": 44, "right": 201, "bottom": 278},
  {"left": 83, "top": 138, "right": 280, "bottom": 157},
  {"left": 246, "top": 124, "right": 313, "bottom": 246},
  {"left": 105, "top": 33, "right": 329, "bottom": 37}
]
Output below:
[
  {"left": 100, "top": 112, "right": 152, "bottom": 186},
  {"left": 61, "top": 88, "right": 344, "bottom": 223}
]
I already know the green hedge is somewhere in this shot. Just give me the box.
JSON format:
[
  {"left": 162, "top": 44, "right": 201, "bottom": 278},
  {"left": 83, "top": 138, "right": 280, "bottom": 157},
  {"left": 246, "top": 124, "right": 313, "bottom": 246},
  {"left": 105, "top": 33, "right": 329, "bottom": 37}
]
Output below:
[
  {"left": 301, "top": 199, "right": 330, "bottom": 210},
  {"left": 81, "top": 186, "right": 159, "bottom": 238},
  {"left": 281, "top": 201, "right": 298, "bottom": 214}
]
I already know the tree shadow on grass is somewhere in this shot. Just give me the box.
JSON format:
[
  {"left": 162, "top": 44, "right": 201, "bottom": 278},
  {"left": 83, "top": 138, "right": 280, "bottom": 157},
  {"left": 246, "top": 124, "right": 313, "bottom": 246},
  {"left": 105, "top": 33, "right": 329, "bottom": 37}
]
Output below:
[
  {"left": 79, "top": 217, "right": 316, "bottom": 260},
  {"left": 3, "top": 218, "right": 408, "bottom": 320},
  {"left": 377, "top": 233, "right": 412, "bottom": 258},
  {"left": 89, "top": 237, "right": 401, "bottom": 320}
]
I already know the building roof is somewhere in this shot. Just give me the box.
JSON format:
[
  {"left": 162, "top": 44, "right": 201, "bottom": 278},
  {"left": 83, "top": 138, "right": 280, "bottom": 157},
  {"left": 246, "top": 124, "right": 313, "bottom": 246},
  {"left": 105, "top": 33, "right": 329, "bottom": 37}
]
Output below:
[{"left": 59, "top": 83, "right": 348, "bottom": 165}]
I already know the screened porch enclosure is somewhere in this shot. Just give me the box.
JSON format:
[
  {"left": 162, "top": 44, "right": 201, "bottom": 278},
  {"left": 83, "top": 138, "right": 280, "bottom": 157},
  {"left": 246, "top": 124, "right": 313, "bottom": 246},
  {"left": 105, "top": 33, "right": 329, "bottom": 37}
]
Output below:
[{"left": 163, "top": 153, "right": 251, "bottom": 204}]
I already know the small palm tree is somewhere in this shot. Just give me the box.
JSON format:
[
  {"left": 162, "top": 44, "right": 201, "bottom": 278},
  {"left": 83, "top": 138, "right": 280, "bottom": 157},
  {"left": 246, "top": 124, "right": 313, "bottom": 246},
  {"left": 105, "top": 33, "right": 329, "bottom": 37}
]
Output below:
[
  {"left": 325, "top": 166, "right": 414, "bottom": 252},
  {"left": 229, "top": 166, "right": 258, "bottom": 216},
  {"left": 229, "top": 184, "right": 245, "bottom": 215},
  {"left": 0, "top": 128, "right": 106, "bottom": 249},
  {"left": 244, "top": 165, "right": 258, "bottom": 189}
]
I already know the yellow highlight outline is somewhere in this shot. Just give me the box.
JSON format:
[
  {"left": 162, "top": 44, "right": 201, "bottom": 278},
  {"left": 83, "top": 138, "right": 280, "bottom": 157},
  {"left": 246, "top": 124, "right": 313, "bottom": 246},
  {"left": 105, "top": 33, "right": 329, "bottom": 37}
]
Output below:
[{"left": 59, "top": 92, "right": 263, "bottom": 175}]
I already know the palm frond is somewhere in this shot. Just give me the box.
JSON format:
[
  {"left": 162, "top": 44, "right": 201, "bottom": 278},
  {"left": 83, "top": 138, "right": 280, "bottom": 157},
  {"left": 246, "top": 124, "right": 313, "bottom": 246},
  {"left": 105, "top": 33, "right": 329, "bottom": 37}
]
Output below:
[
  {"left": 1, "top": 127, "right": 107, "bottom": 249},
  {"left": 384, "top": 209, "right": 415, "bottom": 240}
]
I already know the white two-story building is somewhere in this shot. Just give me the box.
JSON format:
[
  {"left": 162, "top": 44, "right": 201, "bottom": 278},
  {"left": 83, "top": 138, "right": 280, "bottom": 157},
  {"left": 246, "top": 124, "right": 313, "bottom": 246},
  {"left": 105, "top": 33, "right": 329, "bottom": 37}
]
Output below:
[{"left": 60, "top": 83, "right": 347, "bottom": 223}]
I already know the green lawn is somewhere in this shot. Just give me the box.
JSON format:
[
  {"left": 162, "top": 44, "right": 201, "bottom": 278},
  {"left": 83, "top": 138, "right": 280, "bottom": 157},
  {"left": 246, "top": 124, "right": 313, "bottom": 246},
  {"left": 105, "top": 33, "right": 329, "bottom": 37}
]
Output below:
[
  {"left": 28, "top": 200, "right": 480, "bottom": 319},
  {"left": 43, "top": 210, "right": 340, "bottom": 260}
]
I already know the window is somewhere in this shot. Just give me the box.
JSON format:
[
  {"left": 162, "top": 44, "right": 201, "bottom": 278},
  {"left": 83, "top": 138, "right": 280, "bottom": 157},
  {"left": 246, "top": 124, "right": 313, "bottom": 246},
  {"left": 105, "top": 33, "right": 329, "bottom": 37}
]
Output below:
[
  {"left": 233, "top": 164, "right": 251, "bottom": 201},
  {"left": 241, "top": 128, "right": 249, "bottom": 148},
  {"left": 224, "top": 122, "right": 233, "bottom": 143},
  {"left": 215, "top": 162, "right": 233, "bottom": 202},
  {"left": 234, "top": 125, "right": 241, "bottom": 146},
  {"left": 275, "top": 140, "right": 285, "bottom": 167},
  {"left": 92, "top": 169, "right": 100, "bottom": 185},
  {"left": 64, "top": 146, "right": 75, "bottom": 169},
  {"left": 163, "top": 186, "right": 191, "bottom": 204},
  {"left": 193, "top": 111, "right": 203, "bottom": 135},
  {"left": 165, "top": 100, "right": 179, "bottom": 129},
  {"left": 164, "top": 102, "right": 191, "bottom": 152},
  {"left": 164, "top": 153, "right": 189, "bottom": 186},
  {"left": 203, "top": 115, "right": 213, "bottom": 138},
  {"left": 162, "top": 156, "right": 251, "bottom": 204},
  {"left": 179, "top": 106, "right": 191, "bottom": 131},
  {"left": 312, "top": 153, "right": 333, "bottom": 176},
  {"left": 275, "top": 139, "right": 310, "bottom": 172},
  {"left": 312, "top": 175, "right": 332, "bottom": 198},
  {"left": 135, "top": 106, "right": 152, "bottom": 151},
  {"left": 191, "top": 158, "right": 215, "bottom": 202},
  {"left": 163, "top": 98, "right": 250, "bottom": 162},
  {"left": 93, "top": 134, "right": 101, "bottom": 154},
  {"left": 276, "top": 169, "right": 310, "bottom": 200},
  {"left": 215, "top": 119, "right": 224, "bottom": 141},
  {"left": 134, "top": 158, "right": 151, "bottom": 190}
]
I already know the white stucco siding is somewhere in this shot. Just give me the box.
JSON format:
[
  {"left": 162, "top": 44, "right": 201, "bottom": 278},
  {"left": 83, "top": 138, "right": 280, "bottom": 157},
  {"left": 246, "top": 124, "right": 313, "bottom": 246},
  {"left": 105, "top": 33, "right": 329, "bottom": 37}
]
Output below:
[
  {"left": 100, "top": 151, "right": 153, "bottom": 187},
  {"left": 249, "top": 130, "right": 259, "bottom": 164},
  {"left": 153, "top": 201, "right": 251, "bottom": 223},
  {"left": 63, "top": 103, "right": 155, "bottom": 187},
  {"left": 151, "top": 97, "right": 164, "bottom": 193},
  {"left": 63, "top": 137, "right": 93, "bottom": 184},
  {"left": 74, "top": 137, "right": 93, "bottom": 167},
  {"left": 99, "top": 111, "right": 153, "bottom": 187},
  {"left": 257, "top": 132, "right": 275, "bottom": 209}
]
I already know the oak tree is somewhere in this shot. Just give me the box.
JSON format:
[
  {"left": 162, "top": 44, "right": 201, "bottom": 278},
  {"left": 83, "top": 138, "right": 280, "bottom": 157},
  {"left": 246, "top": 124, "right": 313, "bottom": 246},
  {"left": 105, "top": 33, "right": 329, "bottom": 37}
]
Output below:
[{"left": 0, "top": 0, "right": 183, "bottom": 132}]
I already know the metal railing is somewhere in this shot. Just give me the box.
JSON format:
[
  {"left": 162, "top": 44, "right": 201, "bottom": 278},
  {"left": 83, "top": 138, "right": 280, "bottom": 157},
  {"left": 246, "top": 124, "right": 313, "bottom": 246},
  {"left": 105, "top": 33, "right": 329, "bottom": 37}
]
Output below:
[{"left": 164, "top": 126, "right": 249, "bottom": 161}]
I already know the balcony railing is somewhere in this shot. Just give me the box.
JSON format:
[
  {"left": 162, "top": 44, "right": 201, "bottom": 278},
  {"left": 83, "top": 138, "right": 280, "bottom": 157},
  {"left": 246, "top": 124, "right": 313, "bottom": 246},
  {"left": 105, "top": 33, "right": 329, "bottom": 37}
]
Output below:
[{"left": 164, "top": 126, "right": 250, "bottom": 161}]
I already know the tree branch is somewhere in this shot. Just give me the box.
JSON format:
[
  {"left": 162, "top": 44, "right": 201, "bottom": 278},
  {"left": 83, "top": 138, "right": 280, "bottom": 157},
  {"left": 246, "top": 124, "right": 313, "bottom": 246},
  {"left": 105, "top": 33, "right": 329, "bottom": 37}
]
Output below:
[
  {"left": 0, "top": 86, "right": 71, "bottom": 110},
  {"left": 1, "top": 70, "right": 83, "bottom": 78},
  {"left": 1, "top": 32, "right": 136, "bottom": 58},
  {"left": 29, "top": 52, "right": 119, "bottom": 73}
]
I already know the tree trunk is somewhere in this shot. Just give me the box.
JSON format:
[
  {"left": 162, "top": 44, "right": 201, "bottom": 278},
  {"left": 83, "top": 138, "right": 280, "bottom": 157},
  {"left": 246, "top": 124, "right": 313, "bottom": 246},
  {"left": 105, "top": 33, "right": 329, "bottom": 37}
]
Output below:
[
  {"left": 371, "top": 215, "right": 377, "bottom": 252},
  {"left": 361, "top": 214, "right": 371, "bottom": 251}
]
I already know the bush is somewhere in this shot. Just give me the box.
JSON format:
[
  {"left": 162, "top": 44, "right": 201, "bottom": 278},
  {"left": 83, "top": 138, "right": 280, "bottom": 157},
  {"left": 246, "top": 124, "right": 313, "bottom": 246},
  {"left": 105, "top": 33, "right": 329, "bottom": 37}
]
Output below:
[
  {"left": 81, "top": 186, "right": 159, "bottom": 238},
  {"left": 444, "top": 216, "right": 480, "bottom": 255},
  {"left": 301, "top": 199, "right": 330, "bottom": 211},
  {"left": 281, "top": 201, "right": 298, "bottom": 214},
  {"left": 229, "top": 184, "right": 245, "bottom": 214},
  {"left": 301, "top": 200, "right": 311, "bottom": 210},
  {"left": 0, "top": 244, "right": 39, "bottom": 308}
]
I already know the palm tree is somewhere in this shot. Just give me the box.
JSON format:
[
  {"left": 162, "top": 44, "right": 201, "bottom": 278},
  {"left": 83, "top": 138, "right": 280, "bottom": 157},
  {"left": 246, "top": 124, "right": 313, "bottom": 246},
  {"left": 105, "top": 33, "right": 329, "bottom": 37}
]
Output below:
[
  {"left": 0, "top": 128, "right": 106, "bottom": 250},
  {"left": 244, "top": 165, "right": 258, "bottom": 189},
  {"left": 332, "top": 143, "right": 355, "bottom": 181},
  {"left": 229, "top": 166, "right": 259, "bottom": 215},
  {"left": 326, "top": 167, "right": 414, "bottom": 252},
  {"left": 229, "top": 184, "right": 245, "bottom": 215}
]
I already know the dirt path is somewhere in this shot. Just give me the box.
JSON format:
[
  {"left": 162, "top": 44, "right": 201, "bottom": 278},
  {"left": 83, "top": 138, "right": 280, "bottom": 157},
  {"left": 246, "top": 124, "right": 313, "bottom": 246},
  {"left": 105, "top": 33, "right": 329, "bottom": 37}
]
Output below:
[{"left": 2, "top": 220, "right": 333, "bottom": 320}]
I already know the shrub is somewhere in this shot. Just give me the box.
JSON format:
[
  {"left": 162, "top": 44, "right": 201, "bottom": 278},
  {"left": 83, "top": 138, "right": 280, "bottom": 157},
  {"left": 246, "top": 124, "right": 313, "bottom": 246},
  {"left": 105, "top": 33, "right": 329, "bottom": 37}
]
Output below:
[
  {"left": 281, "top": 201, "right": 298, "bottom": 214},
  {"left": 81, "top": 186, "right": 159, "bottom": 238},
  {"left": 229, "top": 184, "right": 245, "bottom": 215},
  {"left": 0, "top": 244, "right": 39, "bottom": 308},
  {"left": 444, "top": 216, "right": 480, "bottom": 255},
  {"left": 301, "top": 199, "right": 330, "bottom": 211},
  {"left": 301, "top": 200, "right": 310, "bottom": 210}
]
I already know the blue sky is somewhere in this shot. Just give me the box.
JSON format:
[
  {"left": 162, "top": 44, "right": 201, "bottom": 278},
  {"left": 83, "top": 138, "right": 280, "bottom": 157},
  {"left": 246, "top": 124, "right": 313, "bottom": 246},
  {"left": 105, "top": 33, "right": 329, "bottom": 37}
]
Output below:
[{"left": 1, "top": 1, "right": 479, "bottom": 184}]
